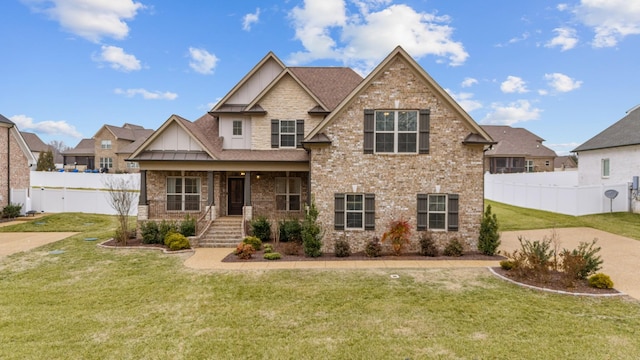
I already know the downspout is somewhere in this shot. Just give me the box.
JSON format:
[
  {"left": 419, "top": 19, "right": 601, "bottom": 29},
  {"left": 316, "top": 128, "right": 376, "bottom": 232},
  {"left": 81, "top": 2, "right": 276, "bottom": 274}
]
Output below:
[{"left": 7, "top": 126, "right": 11, "bottom": 205}]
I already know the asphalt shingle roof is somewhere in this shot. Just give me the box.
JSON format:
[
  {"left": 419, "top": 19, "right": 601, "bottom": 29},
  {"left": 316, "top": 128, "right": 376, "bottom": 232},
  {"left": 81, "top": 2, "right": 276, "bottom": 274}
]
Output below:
[
  {"left": 482, "top": 125, "right": 556, "bottom": 157},
  {"left": 573, "top": 106, "right": 640, "bottom": 152}
]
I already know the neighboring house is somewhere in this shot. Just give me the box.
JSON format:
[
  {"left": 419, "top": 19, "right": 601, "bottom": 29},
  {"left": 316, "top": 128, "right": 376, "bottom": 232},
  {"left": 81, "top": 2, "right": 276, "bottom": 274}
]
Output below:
[
  {"left": 482, "top": 125, "right": 556, "bottom": 173},
  {"left": 63, "top": 123, "right": 153, "bottom": 172},
  {"left": 21, "top": 132, "right": 49, "bottom": 165},
  {"left": 0, "top": 114, "right": 37, "bottom": 210},
  {"left": 554, "top": 155, "right": 577, "bottom": 171},
  {"left": 130, "top": 47, "right": 494, "bottom": 252},
  {"left": 573, "top": 105, "right": 640, "bottom": 188}
]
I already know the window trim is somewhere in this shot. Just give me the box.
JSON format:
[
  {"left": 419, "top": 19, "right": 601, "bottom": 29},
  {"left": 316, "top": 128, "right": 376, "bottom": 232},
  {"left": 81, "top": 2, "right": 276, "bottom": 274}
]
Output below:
[
  {"left": 345, "top": 193, "right": 365, "bottom": 230},
  {"left": 374, "top": 110, "right": 418, "bottom": 154},
  {"left": 166, "top": 176, "right": 201, "bottom": 212},
  {"left": 275, "top": 176, "right": 301, "bottom": 211},
  {"left": 601, "top": 158, "right": 610, "bottom": 178},
  {"left": 99, "top": 157, "right": 113, "bottom": 169},
  {"left": 525, "top": 160, "right": 534, "bottom": 173},
  {"left": 232, "top": 120, "right": 243, "bottom": 137},
  {"left": 417, "top": 193, "right": 459, "bottom": 232},
  {"left": 101, "top": 140, "right": 112, "bottom": 150},
  {"left": 335, "top": 193, "right": 375, "bottom": 230}
]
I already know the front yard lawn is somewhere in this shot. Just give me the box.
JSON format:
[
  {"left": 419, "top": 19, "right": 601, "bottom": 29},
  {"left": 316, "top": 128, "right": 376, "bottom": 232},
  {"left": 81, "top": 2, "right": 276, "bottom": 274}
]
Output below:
[{"left": 0, "top": 212, "right": 639, "bottom": 359}]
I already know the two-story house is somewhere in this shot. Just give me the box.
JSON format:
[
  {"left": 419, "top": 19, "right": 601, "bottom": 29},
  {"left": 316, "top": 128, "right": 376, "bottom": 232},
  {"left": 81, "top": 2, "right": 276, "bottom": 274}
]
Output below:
[
  {"left": 130, "top": 47, "right": 494, "bottom": 252},
  {"left": 482, "top": 125, "right": 556, "bottom": 174},
  {"left": 0, "top": 114, "right": 37, "bottom": 210}
]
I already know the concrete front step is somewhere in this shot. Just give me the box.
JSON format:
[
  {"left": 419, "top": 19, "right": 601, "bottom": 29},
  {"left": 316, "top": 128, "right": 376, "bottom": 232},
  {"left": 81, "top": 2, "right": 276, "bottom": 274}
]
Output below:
[{"left": 197, "top": 216, "right": 243, "bottom": 248}]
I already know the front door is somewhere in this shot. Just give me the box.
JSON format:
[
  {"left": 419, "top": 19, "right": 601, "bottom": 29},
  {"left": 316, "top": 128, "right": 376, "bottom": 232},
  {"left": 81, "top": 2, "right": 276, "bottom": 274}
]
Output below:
[{"left": 228, "top": 178, "right": 244, "bottom": 216}]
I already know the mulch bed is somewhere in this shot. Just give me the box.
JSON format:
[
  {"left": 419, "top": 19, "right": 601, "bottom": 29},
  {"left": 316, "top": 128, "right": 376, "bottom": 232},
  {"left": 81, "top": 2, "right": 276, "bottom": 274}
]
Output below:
[
  {"left": 100, "top": 237, "right": 166, "bottom": 249},
  {"left": 492, "top": 267, "right": 620, "bottom": 295}
]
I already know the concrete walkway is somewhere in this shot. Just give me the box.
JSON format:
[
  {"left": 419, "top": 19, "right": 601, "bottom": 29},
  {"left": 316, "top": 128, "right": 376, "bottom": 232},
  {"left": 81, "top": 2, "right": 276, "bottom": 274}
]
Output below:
[{"left": 0, "top": 217, "right": 78, "bottom": 258}]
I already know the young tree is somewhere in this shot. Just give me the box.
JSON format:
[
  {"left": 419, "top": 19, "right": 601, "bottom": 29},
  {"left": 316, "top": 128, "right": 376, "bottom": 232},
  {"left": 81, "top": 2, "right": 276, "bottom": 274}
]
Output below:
[
  {"left": 103, "top": 176, "right": 138, "bottom": 245},
  {"left": 478, "top": 204, "right": 501, "bottom": 255},
  {"left": 36, "top": 149, "right": 55, "bottom": 171}
]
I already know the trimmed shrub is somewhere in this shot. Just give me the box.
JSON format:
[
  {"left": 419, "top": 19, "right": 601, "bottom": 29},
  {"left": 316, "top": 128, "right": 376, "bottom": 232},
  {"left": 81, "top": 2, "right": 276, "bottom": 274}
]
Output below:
[
  {"left": 243, "top": 236, "right": 262, "bottom": 251},
  {"left": 364, "top": 237, "right": 382, "bottom": 258},
  {"left": 158, "top": 220, "right": 179, "bottom": 244},
  {"left": 1, "top": 203, "right": 22, "bottom": 219},
  {"left": 140, "top": 221, "right": 160, "bottom": 244},
  {"left": 264, "top": 252, "right": 282, "bottom": 260},
  {"left": 180, "top": 214, "right": 196, "bottom": 237},
  {"left": 334, "top": 238, "right": 351, "bottom": 258},
  {"left": 302, "top": 202, "right": 323, "bottom": 258},
  {"left": 250, "top": 216, "right": 272, "bottom": 242},
  {"left": 419, "top": 233, "right": 439, "bottom": 257},
  {"left": 588, "top": 273, "right": 614, "bottom": 289},
  {"left": 443, "top": 238, "right": 464, "bottom": 257},
  {"left": 164, "top": 232, "right": 190, "bottom": 251},
  {"left": 234, "top": 243, "right": 255, "bottom": 259},
  {"left": 279, "top": 218, "right": 302, "bottom": 243},
  {"left": 264, "top": 244, "right": 274, "bottom": 254},
  {"left": 478, "top": 204, "right": 501, "bottom": 255},
  {"left": 500, "top": 260, "right": 515, "bottom": 271}
]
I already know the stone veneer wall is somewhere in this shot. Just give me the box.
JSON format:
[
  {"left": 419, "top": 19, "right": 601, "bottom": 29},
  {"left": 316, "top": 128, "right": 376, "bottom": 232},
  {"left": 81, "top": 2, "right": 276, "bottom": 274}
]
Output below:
[
  {"left": 0, "top": 128, "right": 30, "bottom": 208},
  {"left": 310, "top": 57, "right": 485, "bottom": 253}
]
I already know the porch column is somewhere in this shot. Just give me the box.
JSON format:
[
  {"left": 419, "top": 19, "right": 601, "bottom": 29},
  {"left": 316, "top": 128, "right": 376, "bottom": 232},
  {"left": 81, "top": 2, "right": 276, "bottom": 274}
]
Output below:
[
  {"left": 138, "top": 170, "right": 147, "bottom": 205},
  {"left": 244, "top": 171, "right": 251, "bottom": 206},
  {"left": 307, "top": 171, "right": 312, "bottom": 207},
  {"left": 207, "top": 171, "right": 214, "bottom": 206}
]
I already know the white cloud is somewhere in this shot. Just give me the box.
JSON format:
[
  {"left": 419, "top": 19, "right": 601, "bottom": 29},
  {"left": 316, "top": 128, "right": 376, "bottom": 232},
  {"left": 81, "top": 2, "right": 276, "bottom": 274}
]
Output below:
[
  {"left": 243, "top": 8, "right": 260, "bottom": 31},
  {"left": 481, "top": 100, "right": 542, "bottom": 125},
  {"left": 461, "top": 77, "right": 478, "bottom": 88},
  {"left": 114, "top": 88, "right": 178, "bottom": 100},
  {"left": 545, "top": 27, "right": 578, "bottom": 51},
  {"left": 574, "top": 0, "right": 640, "bottom": 47},
  {"left": 500, "top": 76, "right": 528, "bottom": 93},
  {"left": 544, "top": 73, "right": 582, "bottom": 92},
  {"left": 23, "top": 0, "right": 145, "bottom": 42},
  {"left": 10, "top": 114, "right": 82, "bottom": 139},
  {"left": 446, "top": 90, "right": 482, "bottom": 113},
  {"left": 288, "top": 1, "right": 468, "bottom": 69},
  {"left": 93, "top": 45, "right": 141, "bottom": 72},
  {"left": 188, "top": 47, "right": 218, "bottom": 75}
]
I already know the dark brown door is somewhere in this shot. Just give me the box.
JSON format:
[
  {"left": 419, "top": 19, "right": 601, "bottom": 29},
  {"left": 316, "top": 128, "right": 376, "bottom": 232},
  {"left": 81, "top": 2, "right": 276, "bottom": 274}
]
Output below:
[{"left": 228, "top": 178, "right": 244, "bottom": 215}]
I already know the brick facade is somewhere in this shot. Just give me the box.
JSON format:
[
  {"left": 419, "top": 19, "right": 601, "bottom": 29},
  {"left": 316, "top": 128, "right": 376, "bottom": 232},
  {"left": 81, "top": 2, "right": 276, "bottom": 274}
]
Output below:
[{"left": 0, "top": 127, "right": 31, "bottom": 208}]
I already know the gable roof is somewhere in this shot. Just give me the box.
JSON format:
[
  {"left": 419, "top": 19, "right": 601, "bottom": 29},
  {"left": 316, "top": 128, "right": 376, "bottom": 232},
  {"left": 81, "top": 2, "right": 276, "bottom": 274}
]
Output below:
[
  {"left": 306, "top": 46, "right": 493, "bottom": 143},
  {"left": 96, "top": 123, "right": 154, "bottom": 142},
  {"left": 573, "top": 105, "right": 640, "bottom": 152},
  {"left": 63, "top": 138, "right": 95, "bottom": 156},
  {"left": 482, "top": 125, "right": 556, "bottom": 157},
  {"left": 0, "top": 114, "right": 14, "bottom": 126},
  {"left": 0, "top": 115, "right": 38, "bottom": 165},
  {"left": 288, "top": 67, "right": 363, "bottom": 111},
  {"left": 20, "top": 132, "right": 49, "bottom": 152}
]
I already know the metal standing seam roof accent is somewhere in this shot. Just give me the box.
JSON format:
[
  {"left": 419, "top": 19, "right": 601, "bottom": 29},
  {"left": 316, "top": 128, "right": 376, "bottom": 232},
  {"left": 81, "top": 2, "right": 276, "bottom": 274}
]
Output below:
[{"left": 573, "top": 106, "right": 640, "bottom": 152}]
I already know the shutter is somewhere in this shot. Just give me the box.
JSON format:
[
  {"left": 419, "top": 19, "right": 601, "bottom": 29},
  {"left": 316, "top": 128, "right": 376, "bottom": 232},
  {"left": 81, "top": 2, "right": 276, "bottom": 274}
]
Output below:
[
  {"left": 417, "top": 194, "right": 428, "bottom": 231},
  {"left": 296, "top": 119, "right": 304, "bottom": 148},
  {"left": 448, "top": 194, "right": 459, "bottom": 232},
  {"left": 364, "top": 193, "right": 375, "bottom": 230},
  {"left": 363, "top": 109, "right": 374, "bottom": 154},
  {"left": 419, "top": 109, "right": 430, "bottom": 154},
  {"left": 334, "top": 193, "right": 345, "bottom": 230},
  {"left": 271, "top": 119, "right": 279, "bottom": 148}
]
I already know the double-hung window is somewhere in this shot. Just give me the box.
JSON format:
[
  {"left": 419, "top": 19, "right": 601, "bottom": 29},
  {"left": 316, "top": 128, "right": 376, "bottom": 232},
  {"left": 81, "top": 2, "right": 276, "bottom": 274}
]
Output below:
[
  {"left": 417, "top": 194, "right": 459, "bottom": 231},
  {"left": 334, "top": 193, "right": 375, "bottom": 230},
  {"left": 101, "top": 140, "right": 112, "bottom": 149},
  {"left": 271, "top": 119, "right": 304, "bottom": 148},
  {"left": 345, "top": 194, "right": 364, "bottom": 229},
  {"left": 275, "top": 177, "right": 301, "bottom": 211},
  {"left": 279, "top": 120, "right": 296, "bottom": 148},
  {"left": 167, "top": 177, "right": 201, "bottom": 211},
  {"left": 375, "top": 110, "right": 418, "bottom": 153}
]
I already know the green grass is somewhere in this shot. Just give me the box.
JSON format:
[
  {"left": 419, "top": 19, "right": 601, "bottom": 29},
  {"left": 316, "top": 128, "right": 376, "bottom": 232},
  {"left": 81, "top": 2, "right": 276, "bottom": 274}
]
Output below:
[{"left": 1, "top": 211, "right": 640, "bottom": 359}]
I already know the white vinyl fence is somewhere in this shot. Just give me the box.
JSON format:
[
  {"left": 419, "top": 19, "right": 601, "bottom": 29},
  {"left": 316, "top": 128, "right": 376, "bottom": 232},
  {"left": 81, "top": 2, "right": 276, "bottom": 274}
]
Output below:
[
  {"left": 485, "top": 172, "right": 632, "bottom": 216},
  {"left": 11, "top": 172, "right": 140, "bottom": 216}
]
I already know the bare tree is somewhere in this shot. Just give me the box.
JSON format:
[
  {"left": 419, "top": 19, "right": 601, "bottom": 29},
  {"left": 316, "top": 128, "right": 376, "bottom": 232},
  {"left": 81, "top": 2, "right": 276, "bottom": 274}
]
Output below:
[{"left": 103, "top": 176, "right": 138, "bottom": 245}]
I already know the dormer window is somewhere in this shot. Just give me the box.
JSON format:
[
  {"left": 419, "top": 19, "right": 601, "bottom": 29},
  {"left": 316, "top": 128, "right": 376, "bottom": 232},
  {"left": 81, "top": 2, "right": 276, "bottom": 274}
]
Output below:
[{"left": 232, "top": 120, "right": 243, "bottom": 136}]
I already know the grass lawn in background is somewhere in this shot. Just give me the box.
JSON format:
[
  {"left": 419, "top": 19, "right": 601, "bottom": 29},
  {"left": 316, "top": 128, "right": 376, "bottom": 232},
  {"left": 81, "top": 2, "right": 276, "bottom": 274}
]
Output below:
[{"left": 0, "top": 211, "right": 639, "bottom": 359}]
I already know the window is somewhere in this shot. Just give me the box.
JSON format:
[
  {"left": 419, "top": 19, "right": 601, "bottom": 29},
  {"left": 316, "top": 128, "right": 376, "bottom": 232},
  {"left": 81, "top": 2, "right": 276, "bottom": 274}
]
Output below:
[
  {"left": 271, "top": 119, "right": 304, "bottom": 148},
  {"left": 101, "top": 140, "right": 112, "bottom": 149},
  {"left": 334, "top": 193, "right": 375, "bottom": 230},
  {"left": 232, "top": 120, "right": 242, "bottom": 136},
  {"left": 166, "top": 177, "right": 201, "bottom": 211},
  {"left": 602, "top": 158, "right": 610, "bottom": 178},
  {"left": 545, "top": 160, "right": 550, "bottom": 167},
  {"left": 99, "top": 157, "right": 112, "bottom": 168},
  {"left": 417, "top": 194, "right": 459, "bottom": 231},
  {"left": 126, "top": 161, "right": 139, "bottom": 169},
  {"left": 364, "top": 109, "right": 429, "bottom": 154},
  {"left": 275, "top": 177, "right": 301, "bottom": 211},
  {"left": 525, "top": 160, "right": 534, "bottom": 172}
]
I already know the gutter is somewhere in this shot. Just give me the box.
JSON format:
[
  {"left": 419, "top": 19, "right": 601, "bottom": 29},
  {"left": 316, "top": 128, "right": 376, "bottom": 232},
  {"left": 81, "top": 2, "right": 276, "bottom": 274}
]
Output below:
[{"left": 7, "top": 125, "right": 11, "bottom": 205}]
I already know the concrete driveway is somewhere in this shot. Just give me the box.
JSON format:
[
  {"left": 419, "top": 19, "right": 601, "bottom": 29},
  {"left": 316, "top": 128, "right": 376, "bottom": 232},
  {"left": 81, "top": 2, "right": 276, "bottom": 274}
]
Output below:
[
  {"left": 0, "top": 220, "right": 77, "bottom": 258},
  {"left": 500, "top": 228, "right": 640, "bottom": 300}
]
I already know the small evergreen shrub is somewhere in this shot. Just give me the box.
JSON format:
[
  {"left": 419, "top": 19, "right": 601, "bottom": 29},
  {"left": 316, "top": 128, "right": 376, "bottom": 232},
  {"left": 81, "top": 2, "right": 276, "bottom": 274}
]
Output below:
[
  {"left": 264, "top": 244, "right": 274, "bottom": 254},
  {"left": 500, "top": 260, "right": 515, "bottom": 270},
  {"left": 234, "top": 243, "right": 255, "bottom": 259},
  {"left": 140, "top": 221, "right": 160, "bottom": 244},
  {"left": 334, "top": 238, "right": 351, "bottom": 257},
  {"left": 158, "top": 220, "right": 179, "bottom": 244},
  {"left": 264, "top": 252, "right": 282, "bottom": 260},
  {"left": 1, "top": 203, "right": 22, "bottom": 219},
  {"left": 478, "top": 204, "right": 501, "bottom": 255},
  {"left": 419, "top": 233, "right": 439, "bottom": 257},
  {"left": 180, "top": 214, "right": 196, "bottom": 237},
  {"left": 302, "top": 202, "right": 323, "bottom": 258},
  {"left": 251, "top": 216, "right": 272, "bottom": 242},
  {"left": 443, "top": 238, "right": 464, "bottom": 257},
  {"left": 164, "top": 232, "right": 190, "bottom": 251},
  {"left": 588, "top": 273, "right": 614, "bottom": 289},
  {"left": 279, "top": 218, "right": 302, "bottom": 243},
  {"left": 243, "top": 236, "right": 262, "bottom": 251},
  {"left": 364, "top": 237, "right": 382, "bottom": 257},
  {"left": 570, "top": 239, "right": 603, "bottom": 279}
]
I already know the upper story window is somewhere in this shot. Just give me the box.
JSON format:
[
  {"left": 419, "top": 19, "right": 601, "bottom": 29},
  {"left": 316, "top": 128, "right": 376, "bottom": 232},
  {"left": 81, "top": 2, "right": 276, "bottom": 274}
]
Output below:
[
  {"left": 601, "top": 158, "right": 610, "bottom": 178},
  {"left": 271, "top": 119, "right": 304, "bottom": 149},
  {"left": 364, "top": 109, "right": 430, "bottom": 154},
  {"left": 232, "top": 120, "right": 243, "bottom": 136},
  {"left": 101, "top": 140, "right": 112, "bottom": 149}
]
